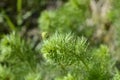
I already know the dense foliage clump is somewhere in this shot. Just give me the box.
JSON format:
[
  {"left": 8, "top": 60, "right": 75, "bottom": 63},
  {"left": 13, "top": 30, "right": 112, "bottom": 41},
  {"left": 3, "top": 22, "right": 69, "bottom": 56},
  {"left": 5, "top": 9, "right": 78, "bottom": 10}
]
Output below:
[
  {"left": 39, "top": 0, "right": 93, "bottom": 37},
  {"left": 0, "top": 0, "right": 120, "bottom": 80}
]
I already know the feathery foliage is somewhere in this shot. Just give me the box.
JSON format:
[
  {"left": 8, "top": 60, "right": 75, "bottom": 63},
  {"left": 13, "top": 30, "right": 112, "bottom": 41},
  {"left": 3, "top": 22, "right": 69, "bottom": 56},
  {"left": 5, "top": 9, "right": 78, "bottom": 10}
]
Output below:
[
  {"left": 1, "top": 0, "right": 120, "bottom": 80},
  {"left": 0, "top": 32, "right": 41, "bottom": 80},
  {"left": 41, "top": 32, "right": 113, "bottom": 80},
  {"left": 39, "top": 0, "right": 93, "bottom": 37}
]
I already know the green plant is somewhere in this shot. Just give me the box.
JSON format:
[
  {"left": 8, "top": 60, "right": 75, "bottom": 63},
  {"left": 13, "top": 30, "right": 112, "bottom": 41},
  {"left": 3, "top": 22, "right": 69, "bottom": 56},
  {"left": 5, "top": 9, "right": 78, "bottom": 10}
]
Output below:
[
  {"left": 0, "top": 32, "right": 42, "bottom": 80},
  {"left": 0, "top": 65, "right": 14, "bottom": 80},
  {"left": 1, "top": 0, "right": 120, "bottom": 79},
  {"left": 39, "top": 0, "right": 93, "bottom": 37},
  {"left": 0, "top": 32, "right": 119, "bottom": 80},
  {"left": 41, "top": 32, "right": 114, "bottom": 80},
  {"left": 113, "top": 70, "right": 120, "bottom": 80}
]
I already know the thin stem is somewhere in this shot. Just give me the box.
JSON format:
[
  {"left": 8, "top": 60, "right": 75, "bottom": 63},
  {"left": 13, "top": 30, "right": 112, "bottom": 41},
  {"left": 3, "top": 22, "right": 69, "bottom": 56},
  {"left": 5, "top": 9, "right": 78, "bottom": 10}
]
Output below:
[
  {"left": 2, "top": 10, "right": 16, "bottom": 31},
  {"left": 17, "top": 0, "right": 22, "bottom": 13},
  {"left": 17, "top": 0, "right": 22, "bottom": 26}
]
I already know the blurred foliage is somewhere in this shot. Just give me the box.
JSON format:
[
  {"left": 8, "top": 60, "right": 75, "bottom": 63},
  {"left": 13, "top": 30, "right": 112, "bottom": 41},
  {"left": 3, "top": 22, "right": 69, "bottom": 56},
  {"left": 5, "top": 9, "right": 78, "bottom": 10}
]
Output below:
[
  {"left": 0, "top": 0, "right": 120, "bottom": 80},
  {"left": 0, "top": 0, "right": 63, "bottom": 33},
  {"left": 0, "top": 32, "right": 42, "bottom": 79},
  {"left": 39, "top": 0, "right": 92, "bottom": 37}
]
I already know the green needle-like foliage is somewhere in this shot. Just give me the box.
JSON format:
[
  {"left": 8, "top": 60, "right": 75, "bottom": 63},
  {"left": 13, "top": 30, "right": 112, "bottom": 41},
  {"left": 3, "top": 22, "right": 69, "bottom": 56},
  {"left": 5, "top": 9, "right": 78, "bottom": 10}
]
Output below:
[
  {"left": 87, "top": 45, "right": 112, "bottom": 80},
  {"left": 41, "top": 32, "right": 113, "bottom": 80},
  {"left": 1, "top": 0, "right": 120, "bottom": 80},
  {"left": 0, "top": 32, "right": 117, "bottom": 80},
  {"left": 0, "top": 32, "right": 41, "bottom": 80},
  {"left": 41, "top": 33, "right": 88, "bottom": 67},
  {"left": 113, "top": 70, "right": 120, "bottom": 80},
  {"left": 0, "top": 65, "right": 14, "bottom": 80}
]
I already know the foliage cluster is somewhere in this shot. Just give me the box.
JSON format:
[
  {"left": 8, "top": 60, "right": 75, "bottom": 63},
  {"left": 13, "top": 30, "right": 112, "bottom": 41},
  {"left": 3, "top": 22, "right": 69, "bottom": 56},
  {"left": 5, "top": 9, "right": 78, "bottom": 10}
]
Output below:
[
  {"left": 39, "top": 0, "right": 93, "bottom": 37},
  {"left": 0, "top": 0, "right": 120, "bottom": 80}
]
